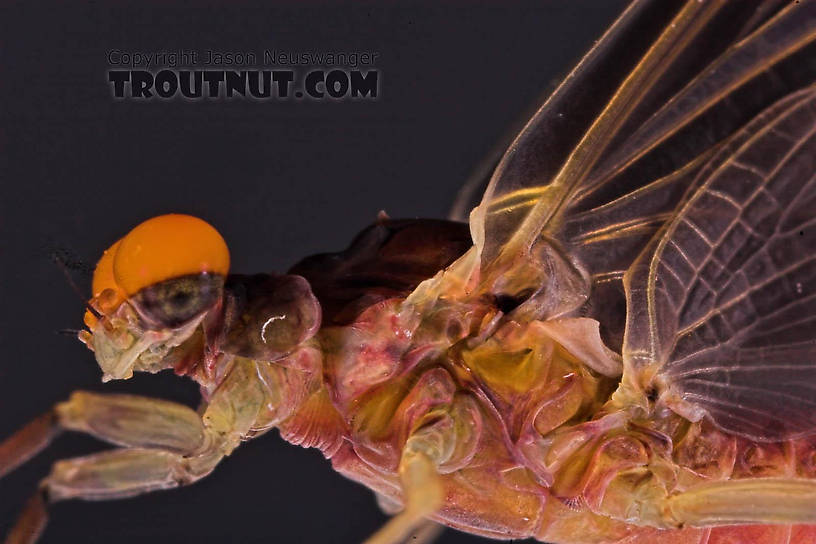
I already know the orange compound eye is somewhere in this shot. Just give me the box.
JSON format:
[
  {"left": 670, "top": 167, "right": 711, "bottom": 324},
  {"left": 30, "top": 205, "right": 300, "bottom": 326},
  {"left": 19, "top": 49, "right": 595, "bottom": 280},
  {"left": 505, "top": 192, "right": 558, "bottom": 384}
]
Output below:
[
  {"left": 113, "top": 214, "right": 230, "bottom": 296},
  {"left": 91, "top": 239, "right": 124, "bottom": 298},
  {"left": 84, "top": 239, "right": 127, "bottom": 328},
  {"left": 84, "top": 214, "right": 230, "bottom": 329}
]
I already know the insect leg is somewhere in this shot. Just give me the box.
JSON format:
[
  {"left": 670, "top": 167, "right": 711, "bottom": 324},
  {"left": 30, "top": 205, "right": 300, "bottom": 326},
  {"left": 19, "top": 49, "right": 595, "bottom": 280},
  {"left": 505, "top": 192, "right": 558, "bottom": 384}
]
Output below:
[
  {"left": 4, "top": 489, "right": 47, "bottom": 544},
  {"left": 599, "top": 465, "right": 816, "bottom": 529},
  {"left": 1, "top": 357, "right": 265, "bottom": 482},
  {"left": 55, "top": 391, "right": 209, "bottom": 452},
  {"left": 374, "top": 494, "right": 444, "bottom": 544},
  {"left": 363, "top": 435, "right": 444, "bottom": 544},
  {"left": 404, "top": 519, "right": 445, "bottom": 544},
  {"left": 44, "top": 446, "right": 224, "bottom": 501},
  {"left": 6, "top": 446, "right": 225, "bottom": 544},
  {"left": 0, "top": 413, "right": 61, "bottom": 480},
  {"left": 3, "top": 359, "right": 266, "bottom": 544},
  {"left": 365, "top": 440, "right": 442, "bottom": 544},
  {"left": 1, "top": 394, "right": 220, "bottom": 544},
  {"left": 0, "top": 392, "right": 207, "bottom": 480},
  {"left": 658, "top": 478, "right": 816, "bottom": 528}
]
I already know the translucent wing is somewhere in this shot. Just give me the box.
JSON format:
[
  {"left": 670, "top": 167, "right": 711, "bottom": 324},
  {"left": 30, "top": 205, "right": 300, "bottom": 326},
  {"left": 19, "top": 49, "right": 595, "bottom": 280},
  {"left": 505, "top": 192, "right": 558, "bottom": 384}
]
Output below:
[
  {"left": 455, "top": 0, "right": 816, "bottom": 441},
  {"left": 624, "top": 85, "right": 816, "bottom": 441},
  {"left": 470, "top": 0, "right": 816, "bottom": 350}
]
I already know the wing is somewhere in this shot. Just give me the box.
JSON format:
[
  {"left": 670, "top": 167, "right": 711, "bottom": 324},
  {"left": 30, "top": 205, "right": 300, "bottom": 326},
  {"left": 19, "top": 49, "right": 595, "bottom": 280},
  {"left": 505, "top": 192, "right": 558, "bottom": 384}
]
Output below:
[
  {"left": 624, "top": 85, "right": 816, "bottom": 441},
  {"left": 458, "top": 1, "right": 816, "bottom": 440},
  {"left": 464, "top": 0, "right": 816, "bottom": 351}
]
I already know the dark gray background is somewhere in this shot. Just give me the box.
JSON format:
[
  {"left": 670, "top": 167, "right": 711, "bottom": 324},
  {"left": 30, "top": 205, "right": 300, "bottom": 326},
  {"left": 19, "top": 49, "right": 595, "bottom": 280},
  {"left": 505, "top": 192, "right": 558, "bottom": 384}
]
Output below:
[{"left": 0, "top": 2, "right": 626, "bottom": 542}]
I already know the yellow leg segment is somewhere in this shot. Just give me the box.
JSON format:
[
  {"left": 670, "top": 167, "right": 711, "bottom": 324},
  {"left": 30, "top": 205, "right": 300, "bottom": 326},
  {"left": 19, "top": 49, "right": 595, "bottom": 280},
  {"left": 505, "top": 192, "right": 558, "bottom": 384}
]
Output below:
[
  {"left": 1, "top": 359, "right": 265, "bottom": 544},
  {"left": 1, "top": 393, "right": 221, "bottom": 544},
  {"left": 363, "top": 448, "right": 443, "bottom": 544},
  {"left": 0, "top": 391, "right": 207, "bottom": 481},
  {"left": 404, "top": 519, "right": 445, "bottom": 544},
  {"left": 54, "top": 391, "right": 208, "bottom": 453},
  {"left": 363, "top": 431, "right": 446, "bottom": 544},
  {"left": 44, "top": 447, "right": 223, "bottom": 501},
  {"left": 661, "top": 478, "right": 816, "bottom": 528}
]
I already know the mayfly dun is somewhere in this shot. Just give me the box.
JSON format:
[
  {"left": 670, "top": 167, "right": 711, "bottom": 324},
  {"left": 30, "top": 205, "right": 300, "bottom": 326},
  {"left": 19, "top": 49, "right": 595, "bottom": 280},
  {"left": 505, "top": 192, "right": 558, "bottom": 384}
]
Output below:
[{"left": 3, "top": 1, "right": 816, "bottom": 543}]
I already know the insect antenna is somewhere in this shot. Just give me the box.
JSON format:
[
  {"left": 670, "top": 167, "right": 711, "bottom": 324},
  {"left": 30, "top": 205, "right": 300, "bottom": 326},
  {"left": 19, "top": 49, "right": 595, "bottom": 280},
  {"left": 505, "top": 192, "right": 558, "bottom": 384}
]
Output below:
[
  {"left": 48, "top": 247, "right": 95, "bottom": 305},
  {"left": 56, "top": 328, "right": 84, "bottom": 336},
  {"left": 46, "top": 244, "right": 104, "bottom": 325}
]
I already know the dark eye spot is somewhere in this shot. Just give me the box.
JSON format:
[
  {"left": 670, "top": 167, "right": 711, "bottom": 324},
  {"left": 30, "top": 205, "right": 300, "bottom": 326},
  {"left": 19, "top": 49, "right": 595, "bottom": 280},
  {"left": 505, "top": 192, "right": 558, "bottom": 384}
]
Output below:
[
  {"left": 133, "top": 274, "right": 223, "bottom": 328},
  {"left": 166, "top": 286, "right": 195, "bottom": 310}
]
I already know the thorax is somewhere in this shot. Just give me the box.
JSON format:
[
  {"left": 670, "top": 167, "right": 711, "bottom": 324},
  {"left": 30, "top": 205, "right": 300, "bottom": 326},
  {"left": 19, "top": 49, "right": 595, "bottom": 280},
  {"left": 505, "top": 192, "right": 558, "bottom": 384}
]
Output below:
[{"left": 304, "top": 293, "right": 622, "bottom": 538}]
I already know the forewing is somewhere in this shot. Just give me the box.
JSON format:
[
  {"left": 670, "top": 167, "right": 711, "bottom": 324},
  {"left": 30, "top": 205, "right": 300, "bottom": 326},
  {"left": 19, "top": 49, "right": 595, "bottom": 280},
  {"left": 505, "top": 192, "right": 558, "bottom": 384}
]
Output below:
[
  {"left": 624, "top": 86, "right": 816, "bottom": 441},
  {"left": 469, "top": 0, "right": 816, "bottom": 350},
  {"left": 474, "top": 0, "right": 787, "bottom": 262}
]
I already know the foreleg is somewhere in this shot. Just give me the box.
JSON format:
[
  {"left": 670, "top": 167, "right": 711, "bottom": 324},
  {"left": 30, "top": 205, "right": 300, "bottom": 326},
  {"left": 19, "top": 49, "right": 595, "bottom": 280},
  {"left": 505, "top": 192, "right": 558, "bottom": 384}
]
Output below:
[
  {"left": 2, "top": 359, "right": 265, "bottom": 544},
  {"left": 5, "top": 446, "right": 223, "bottom": 544},
  {"left": 0, "top": 392, "right": 208, "bottom": 479},
  {"left": 1, "top": 393, "right": 219, "bottom": 544}
]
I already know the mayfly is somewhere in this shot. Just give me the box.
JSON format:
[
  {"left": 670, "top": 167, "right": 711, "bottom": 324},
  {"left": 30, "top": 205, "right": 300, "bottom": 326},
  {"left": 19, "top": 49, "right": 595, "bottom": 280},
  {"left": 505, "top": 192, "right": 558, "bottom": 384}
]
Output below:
[{"left": 3, "top": 1, "right": 816, "bottom": 543}]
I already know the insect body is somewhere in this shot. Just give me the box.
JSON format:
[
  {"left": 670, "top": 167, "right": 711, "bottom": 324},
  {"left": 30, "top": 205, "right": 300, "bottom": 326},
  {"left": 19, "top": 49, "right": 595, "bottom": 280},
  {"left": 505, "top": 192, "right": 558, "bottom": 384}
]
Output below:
[{"left": 3, "top": 1, "right": 816, "bottom": 543}]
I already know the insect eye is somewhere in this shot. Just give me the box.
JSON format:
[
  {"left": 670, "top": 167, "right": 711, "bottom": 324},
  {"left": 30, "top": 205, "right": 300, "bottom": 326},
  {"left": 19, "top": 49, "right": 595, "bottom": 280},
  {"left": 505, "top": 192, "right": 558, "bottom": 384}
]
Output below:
[
  {"left": 85, "top": 214, "right": 230, "bottom": 328},
  {"left": 113, "top": 214, "right": 230, "bottom": 297},
  {"left": 131, "top": 274, "right": 224, "bottom": 327}
]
